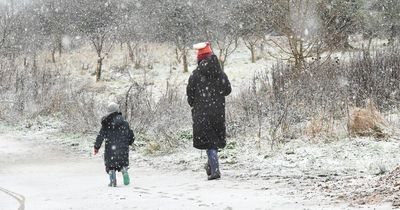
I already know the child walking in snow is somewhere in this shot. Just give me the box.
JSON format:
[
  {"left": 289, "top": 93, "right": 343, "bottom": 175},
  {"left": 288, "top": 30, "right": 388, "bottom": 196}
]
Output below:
[{"left": 94, "top": 102, "right": 135, "bottom": 187}]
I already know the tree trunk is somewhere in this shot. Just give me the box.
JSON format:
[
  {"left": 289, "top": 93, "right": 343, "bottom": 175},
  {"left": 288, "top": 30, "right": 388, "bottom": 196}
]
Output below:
[
  {"left": 218, "top": 49, "right": 224, "bottom": 70},
  {"left": 58, "top": 38, "right": 62, "bottom": 57},
  {"left": 294, "top": 40, "right": 305, "bottom": 71},
  {"left": 33, "top": 54, "right": 37, "bottom": 74},
  {"left": 388, "top": 25, "right": 396, "bottom": 45},
  {"left": 250, "top": 44, "right": 256, "bottom": 63},
  {"left": 175, "top": 48, "right": 182, "bottom": 64},
  {"left": 127, "top": 43, "right": 135, "bottom": 62},
  {"left": 365, "top": 37, "right": 373, "bottom": 58},
  {"left": 182, "top": 51, "right": 188, "bottom": 73},
  {"left": 294, "top": 47, "right": 304, "bottom": 71},
  {"left": 96, "top": 57, "right": 103, "bottom": 82},
  {"left": 124, "top": 84, "right": 134, "bottom": 120},
  {"left": 51, "top": 49, "right": 56, "bottom": 63},
  {"left": 260, "top": 42, "right": 265, "bottom": 54},
  {"left": 220, "top": 60, "right": 225, "bottom": 71},
  {"left": 294, "top": 55, "right": 303, "bottom": 71}
]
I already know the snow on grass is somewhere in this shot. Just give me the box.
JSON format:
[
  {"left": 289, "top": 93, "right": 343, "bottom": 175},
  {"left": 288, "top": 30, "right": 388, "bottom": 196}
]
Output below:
[
  {"left": 0, "top": 133, "right": 396, "bottom": 210},
  {"left": 35, "top": 41, "right": 269, "bottom": 103}
]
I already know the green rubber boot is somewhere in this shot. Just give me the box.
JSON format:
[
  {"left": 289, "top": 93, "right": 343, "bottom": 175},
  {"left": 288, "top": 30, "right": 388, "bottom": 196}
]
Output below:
[{"left": 122, "top": 168, "right": 130, "bottom": 185}]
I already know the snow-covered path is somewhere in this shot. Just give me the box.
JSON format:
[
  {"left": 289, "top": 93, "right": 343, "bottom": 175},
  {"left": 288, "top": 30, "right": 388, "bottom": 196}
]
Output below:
[{"left": 0, "top": 135, "right": 393, "bottom": 210}]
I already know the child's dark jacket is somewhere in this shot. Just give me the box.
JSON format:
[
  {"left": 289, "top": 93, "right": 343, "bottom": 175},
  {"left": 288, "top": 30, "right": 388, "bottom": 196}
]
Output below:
[{"left": 95, "top": 112, "right": 135, "bottom": 170}]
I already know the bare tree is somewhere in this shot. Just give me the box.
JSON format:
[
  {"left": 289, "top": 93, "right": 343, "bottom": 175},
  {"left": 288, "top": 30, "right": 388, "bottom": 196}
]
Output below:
[
  {"left": 191, "top": 0, "right": 239, "bottom": 70},
  {"left": 0, "top": 0, "right": 23, "bottom": 58},
  {"left": 357, "top": 1, "right": 385, "bottom": 53},
  {"left": 117, "top": 0, "right": 144, "bottom": 66},
  {"left": 267, "top": 0, "right": 320, "bottom": 69},
  {"left": 0, "top": 3, "right": 12, "bottom": 55},
  {"left": 33, "top": 0, "right": 71, "bottom": 63},
  {"left": 316, "top": 0, "right": 363, "bottom": 50},
  {"left": 231, "top": 0, "right": 272, "bottom": 63},
  {"left": 157, "top": 1, "right": 196, "bottom": 73},
  {"left": 225, "top": 0, "right": 362, "bottom": 71},
  {"left": 71, "top": 0, "right": 120, "bottom": 82},
  {"left": 372, "top": 0, "right": 400, "bottom": 45},
  {"left": 212, "top": 22, "right": 239, "bottom": 71}
]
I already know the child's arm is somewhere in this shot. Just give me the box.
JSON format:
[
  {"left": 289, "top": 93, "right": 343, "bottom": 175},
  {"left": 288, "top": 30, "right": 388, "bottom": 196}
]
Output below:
[{"left": 94, "top": 127, "right": 106, "bottom": 153}]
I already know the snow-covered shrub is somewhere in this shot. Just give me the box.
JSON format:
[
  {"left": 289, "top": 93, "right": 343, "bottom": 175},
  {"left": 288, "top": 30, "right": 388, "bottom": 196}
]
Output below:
[
  {"left": 145, "top": 142, "right": 161, "bottom": 155},
  {"left": 348, "top": 100, "right": 390, "bottom": 138},
  {"left": 120, "top": 81, "right": 191, "bottom": 153},
  {"left": 227, "top": 69, "right": 295, "bottom": 148},
  {"left": 111, "top": 63, "right": 130, "bottom": 74},
  {"left": 305, "top": 116, "right": 328, "bottom": 138},
  {"left": 225, "top": 141, "right": 237, "bottom": 150},
  {"left": 62, "top": 91, "right": 102, "bottom": 133},
  {"left": 346, "top": 46, "right": 400, "bottom": 110},
  {"left": 270, "top": 45, "right": 400, "bottom": 139},
  {"left": 119, "top": 82, "right": 154, "bottom": 135},
  {"left": 177, "top": 129, "right": 193, "bottom": 142},
  {"left": 225, "top": 45, "right": 400, "bottom": 145}
]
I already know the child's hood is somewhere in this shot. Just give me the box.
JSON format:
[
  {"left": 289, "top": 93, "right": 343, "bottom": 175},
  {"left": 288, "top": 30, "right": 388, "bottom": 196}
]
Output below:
[{"left": 101, "top": 112, "right": 124, "bottom": 127}]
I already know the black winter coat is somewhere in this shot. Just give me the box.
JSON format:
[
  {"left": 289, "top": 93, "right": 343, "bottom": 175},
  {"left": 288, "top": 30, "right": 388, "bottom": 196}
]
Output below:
[
  {"left": 94, "top": 112, "right": 135, "bottom": 171},
  {"left": 186, "top": 55, "right": 232, "bottom": 149}
]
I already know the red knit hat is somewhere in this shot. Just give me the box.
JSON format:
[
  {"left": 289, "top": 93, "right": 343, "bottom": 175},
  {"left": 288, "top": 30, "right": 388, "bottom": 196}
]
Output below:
[{"left": 193, "top": 42, "right": 213, "bottom": 61}]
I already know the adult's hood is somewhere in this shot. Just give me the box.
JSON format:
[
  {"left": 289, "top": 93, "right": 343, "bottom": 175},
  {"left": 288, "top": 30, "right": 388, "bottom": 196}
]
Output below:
[{"left": 198, "top": 55, "right": 222, "bottom": 78}]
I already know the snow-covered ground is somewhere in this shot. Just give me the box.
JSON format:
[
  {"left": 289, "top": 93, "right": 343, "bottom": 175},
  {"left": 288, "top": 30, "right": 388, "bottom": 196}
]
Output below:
[
  {"left": 0, "top": 123, "right": 398, "bottom": 210},
  {"left": 0, "top": 134, "right": 307, "bottom": 210}
]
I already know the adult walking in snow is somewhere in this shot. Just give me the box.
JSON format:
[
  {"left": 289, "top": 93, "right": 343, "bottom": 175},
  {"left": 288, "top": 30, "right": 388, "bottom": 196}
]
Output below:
[
  {"left": 94, "top": 102, "right": 135, "bottom": 187},
  {"left": 186, "top": 42, "right": 232, "bottom": 180}
]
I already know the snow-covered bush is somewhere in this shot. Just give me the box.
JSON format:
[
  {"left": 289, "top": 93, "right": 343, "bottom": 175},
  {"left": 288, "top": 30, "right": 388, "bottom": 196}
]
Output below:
[
  {"left": 270, "top": 45, "right": 400, "bottom": 139},
  {"left": 224, "top": 45, "right": 400, "bottom": 145},
  {"left": 347, "top": 46, "right": 400, "bottom": 110},
  {"left": 118, "top": 81, "right": 191, "bottom": 153},
  {"left": 348, "top": 100, "right": 390, "bottom": 138}
]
